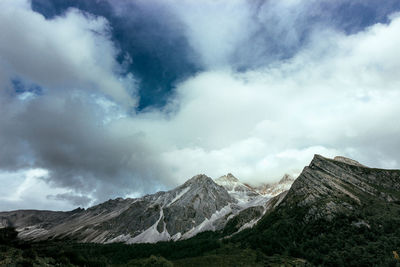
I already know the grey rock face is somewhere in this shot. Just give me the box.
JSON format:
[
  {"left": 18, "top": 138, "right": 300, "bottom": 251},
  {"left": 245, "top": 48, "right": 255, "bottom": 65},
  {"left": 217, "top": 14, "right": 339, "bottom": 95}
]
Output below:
[
  {"left": 162, "top": 174, "right": 236, "bottom": 236},
  {"left": 279, "top": 154, "right": 400, "bottom": 222}
]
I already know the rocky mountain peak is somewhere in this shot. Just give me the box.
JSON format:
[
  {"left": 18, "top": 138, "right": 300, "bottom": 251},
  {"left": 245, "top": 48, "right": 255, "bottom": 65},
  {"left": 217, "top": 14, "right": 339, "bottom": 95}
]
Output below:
[
  {"left": 284, "top": 154, "right": 400, "bottom": 222},
  {"left": 183, "top": 174, "right": 214, "bottom": 186}
]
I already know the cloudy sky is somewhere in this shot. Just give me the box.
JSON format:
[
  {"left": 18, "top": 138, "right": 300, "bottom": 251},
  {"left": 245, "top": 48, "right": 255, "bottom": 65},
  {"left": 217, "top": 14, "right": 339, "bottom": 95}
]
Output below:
[{"left": 1, "top": 0, "right": 400, "bottom": 211}]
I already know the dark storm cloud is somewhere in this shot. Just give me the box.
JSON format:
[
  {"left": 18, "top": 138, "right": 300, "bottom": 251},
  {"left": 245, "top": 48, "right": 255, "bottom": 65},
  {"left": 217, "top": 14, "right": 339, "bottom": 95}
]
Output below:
[
  {"left": 46, "top": 192, "right": 92, "bottom": 207},
  {"left": 0, "top": 91, "right": 171, "bottom": 203}
]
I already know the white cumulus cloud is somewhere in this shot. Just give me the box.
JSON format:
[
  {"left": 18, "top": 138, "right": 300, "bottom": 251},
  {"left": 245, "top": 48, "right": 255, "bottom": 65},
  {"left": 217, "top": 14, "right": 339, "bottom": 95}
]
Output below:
[{"left": 0, "top": 0, "right": 135, "bottom": 105}]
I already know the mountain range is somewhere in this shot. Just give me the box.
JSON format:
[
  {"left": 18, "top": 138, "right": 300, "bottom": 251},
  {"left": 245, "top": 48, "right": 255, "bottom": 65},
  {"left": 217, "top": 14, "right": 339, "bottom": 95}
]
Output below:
[
  {"left": 0, "top": 169, "right": 294, "bottom": 244},
  {"left": 1, "top": 154, "right": 400, "bottom": 266}
]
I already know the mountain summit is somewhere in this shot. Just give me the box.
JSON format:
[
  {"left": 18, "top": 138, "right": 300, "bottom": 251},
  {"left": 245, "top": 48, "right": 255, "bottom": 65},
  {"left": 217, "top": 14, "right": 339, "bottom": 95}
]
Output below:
[
  {"left": 280, "top": 154, "right": 400, "bottom": 221},
  {"left": 215, "top": 173, "right": 261, "bottom": 202}
]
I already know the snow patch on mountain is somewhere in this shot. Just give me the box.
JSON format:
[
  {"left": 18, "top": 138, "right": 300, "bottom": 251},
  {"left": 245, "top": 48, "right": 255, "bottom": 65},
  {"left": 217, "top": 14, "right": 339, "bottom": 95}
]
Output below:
[
  {"left": 124, "top": 209, "right": 171, "bottom": 244},
  {"left": 182, "top": 204, "right": 232, "bottom": 239},
  {"left": 17, "top": 225, "right": 48, "bottom": 240},
  {"left": 166, "top": 186, "right": 191, "bottom": 207}
]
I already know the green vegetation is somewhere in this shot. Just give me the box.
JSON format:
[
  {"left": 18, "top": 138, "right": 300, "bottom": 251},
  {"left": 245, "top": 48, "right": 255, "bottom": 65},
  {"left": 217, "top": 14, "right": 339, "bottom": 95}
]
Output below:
[
  {"left": 233, "top": 192, "right": 400, "bottom": 266},
  {"left": 0, "top": 227, "right": 308, "bottom": 266},
  {"left": 2, "top": 195, "right": 400, "bottom": 267}
]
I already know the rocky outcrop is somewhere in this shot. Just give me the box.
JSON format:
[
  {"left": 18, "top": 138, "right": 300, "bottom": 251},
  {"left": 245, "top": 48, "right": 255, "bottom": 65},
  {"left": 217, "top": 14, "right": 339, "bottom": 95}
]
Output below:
[
  {"left": 278, "top": 154, "right": 400, "bottom": 222},
  {"left": 333, "top": 156, "right": 366, "bottom": 167}
]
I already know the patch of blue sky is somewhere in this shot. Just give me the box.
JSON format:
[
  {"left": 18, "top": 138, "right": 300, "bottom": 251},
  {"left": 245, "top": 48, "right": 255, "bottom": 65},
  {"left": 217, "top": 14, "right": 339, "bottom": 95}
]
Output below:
[{"left": 12, "top": 78, "right": 43, "bottom": 100}]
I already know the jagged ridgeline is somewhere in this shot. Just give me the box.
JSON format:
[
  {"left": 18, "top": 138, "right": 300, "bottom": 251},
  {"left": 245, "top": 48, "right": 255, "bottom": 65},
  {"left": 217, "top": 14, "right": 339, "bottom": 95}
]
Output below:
[
  {"left": 0, "top": 173, "right": 291, "bottom": 244},
  {"left": 1, "top": 155, "right": 400, "bottom": 266}
]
